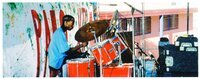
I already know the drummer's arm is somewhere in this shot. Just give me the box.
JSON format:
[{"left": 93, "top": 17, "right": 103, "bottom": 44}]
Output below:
[
  {"left": 70, "top": 44, "right": 83, "bottom": 52},
  {"left": 64, "top": 44, "right": 82, "bottom": 54},
  {"left": 65, "top": 42, "right": 88, "bottom": 54}
]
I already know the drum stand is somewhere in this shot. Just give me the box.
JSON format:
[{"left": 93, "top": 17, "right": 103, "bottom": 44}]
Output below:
[
  {"left": 91, "top": 30, "right": 103, "bottom": 77},
  {"left": 113, "top": 40, "right": 122, "bottom": 66},
  {"left": 117, "top": 43, "right": 122, "bottom": 65}
]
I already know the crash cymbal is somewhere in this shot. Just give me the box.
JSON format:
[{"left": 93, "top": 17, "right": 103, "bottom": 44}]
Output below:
[{"left": 75, "top": 20, "right": 109, "bottom": 42}]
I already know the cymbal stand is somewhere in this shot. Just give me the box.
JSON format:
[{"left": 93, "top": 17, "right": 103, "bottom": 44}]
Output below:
[
  {"left": 131, "top": 5, "right": 136, "bottom": 77},
  {"left": 124, "top": 2, "right": 144, "bottom": 77},
  {"left": 114, "top": 42, "right": 122, "bottom": 66},
  {"left": 91, "top": 30, "right": 103, "bottom": 77}
]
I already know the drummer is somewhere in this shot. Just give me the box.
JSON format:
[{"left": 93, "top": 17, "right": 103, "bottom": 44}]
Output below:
[{"left": 48, "top": 15, "right": 88, "bottom": 77}]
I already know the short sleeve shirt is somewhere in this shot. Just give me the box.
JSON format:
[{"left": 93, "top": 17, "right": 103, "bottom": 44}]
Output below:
[{"left": 48, "top": 27, "right": 70, "bottom": 69}]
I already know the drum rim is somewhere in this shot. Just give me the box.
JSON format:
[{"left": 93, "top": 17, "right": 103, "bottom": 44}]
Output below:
[{"left": 66, "top": 58, "right": 93, "bottom": 63}]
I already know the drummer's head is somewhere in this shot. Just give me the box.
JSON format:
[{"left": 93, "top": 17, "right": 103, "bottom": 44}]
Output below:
[{"left": 61, "top": 15, "right": 75, "bottom": 31}]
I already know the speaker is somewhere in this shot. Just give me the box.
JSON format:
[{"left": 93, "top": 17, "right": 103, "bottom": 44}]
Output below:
[
  {"left": 175, "top": 35, "right": 198, "bottom": 52},
  {"left": 158, "top": 44, "right": 198, "bottom": 77}
]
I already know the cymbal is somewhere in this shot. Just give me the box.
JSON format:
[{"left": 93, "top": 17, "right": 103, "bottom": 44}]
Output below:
[{"left": 75, "top": 20, "right": 109, "bottom": 42}]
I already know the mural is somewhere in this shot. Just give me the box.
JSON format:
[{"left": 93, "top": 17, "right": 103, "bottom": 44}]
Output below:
[{"left": 3, "top": 2, "right": 95, "bottom": 77}]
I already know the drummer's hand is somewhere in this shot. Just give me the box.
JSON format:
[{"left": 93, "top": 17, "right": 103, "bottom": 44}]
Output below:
[
  {"left": 81, "top": 42, "right": 88, "bottom": 47},
  {"left": 77, "top": 49, "right": 81, "bottom": 53}
]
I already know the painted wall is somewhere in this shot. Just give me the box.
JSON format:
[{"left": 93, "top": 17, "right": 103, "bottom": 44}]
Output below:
[{"left": 3, "top": 2, "right": 93, "bottom": 77}]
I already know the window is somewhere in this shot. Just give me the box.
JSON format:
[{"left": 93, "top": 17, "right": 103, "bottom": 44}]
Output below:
[
  {"left": 135, "top": 17, "right": 141, "bottom": 35},
  {"left": 121, "top": 19, "right": 127, "bottom": 30},
  {"left": 145, "top": 17, "right": 151, "bottom": 34},
  {"left": 135, "top": 17, "right": 151, "bottom": 35},
  {"left": 163, "top": 14, "right": 178, "bottom": 31},
  {"left": 125, "top": 17, "right": 151, "bottom": 35},
  {"left": 100, "top": 17, "right": 151, "bottom": 41}
]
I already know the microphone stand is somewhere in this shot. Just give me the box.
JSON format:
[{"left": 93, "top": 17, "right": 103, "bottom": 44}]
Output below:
[
  {"left": 135, "top": 41, "right": 160, "bottom": 77},
  {"left": 124, "top": 2, "right": 143, "bottom": 77},
  {"left": 135, "top": 42, "right": 147, "bottom": 56},
  {"left": 135, "top": 42, "right": 147, "bottom": 77},
  {"left": 131, "top": 5, "right": 136, "bottom": 77}
]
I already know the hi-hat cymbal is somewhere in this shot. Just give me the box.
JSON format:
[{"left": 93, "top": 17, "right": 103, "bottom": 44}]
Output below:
[{"left": 75, "top": 20, "right": 109, "bottom": 42}]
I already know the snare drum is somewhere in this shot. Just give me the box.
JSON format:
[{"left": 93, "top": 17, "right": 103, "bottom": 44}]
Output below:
[
  {"left": 66, "top": 58, "right": 95, "bottom": 77},
  {"left": 110, "top": 36, "right": 127, "bottom": 53},
  {"left": 91, "top": 40, "right": 117, "bottom": 65}
]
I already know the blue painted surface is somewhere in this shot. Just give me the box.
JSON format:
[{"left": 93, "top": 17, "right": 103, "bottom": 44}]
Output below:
[{"left": 145, "top": 60, "right": 157, "bottom": 77}]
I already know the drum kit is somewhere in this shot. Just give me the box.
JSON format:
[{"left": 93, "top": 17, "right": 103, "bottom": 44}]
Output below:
[
  {"left": 65, "top": 18, "right": 135, "bottom": 77},
  {"left": 66, "top": 3, "right": 158, "bottom": 77}
]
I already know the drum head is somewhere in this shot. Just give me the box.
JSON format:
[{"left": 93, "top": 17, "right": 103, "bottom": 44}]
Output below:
[{"left": 66, "top": 58, "right": 92, "bottom": 63}]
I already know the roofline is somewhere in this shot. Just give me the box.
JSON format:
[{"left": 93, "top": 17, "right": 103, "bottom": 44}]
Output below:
[{"left": 99, "top": 8, "right": 198, "bottom": 20}]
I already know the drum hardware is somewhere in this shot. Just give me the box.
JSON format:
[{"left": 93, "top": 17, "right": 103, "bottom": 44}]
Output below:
[
  {"left": 66, "top": 58, "right": 95, "bottom": 77},
  {"left": 74, "top": 7, "right": 146, "bottom": 76},
  {"left": 87, "top": 59, "right": 91, "bottom": 77},
  {"left": 105, "top": 10, "right": 133, "bottom": 67},
  {"left": 124, "top": 2, "right": 145, "bottom": 77},
  {"left": 90, "top": 39, "right": 118, "bottom": 77},
  {"left": 89, "top": 29, "right": 126, "bottom": 77},
  {"left": 114, "top": 42, "right": 122, "bottom": 65},
  {"left": 103, "top": 47, "right": 114, "bottom": 63},
  {"left": 75, "top": 20, "right": 109, "bottom": 42},
  {"left": 135, "top": 42, "right": 147, "bottom": 56},
  {"left": 101, "top": 2, "right": 139, "bottom": 76},
  {"left": 75, "top": 20, "right": 109, "bottom": 77},
  {"left": 119, "top": 49, "right": 122, "bottom": 66},
  {"left": 105, "top": 10, "right": 119, "bottom": 37},
  {"left": 92, "top": 30, "right": 103, "bottom": 77}
]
